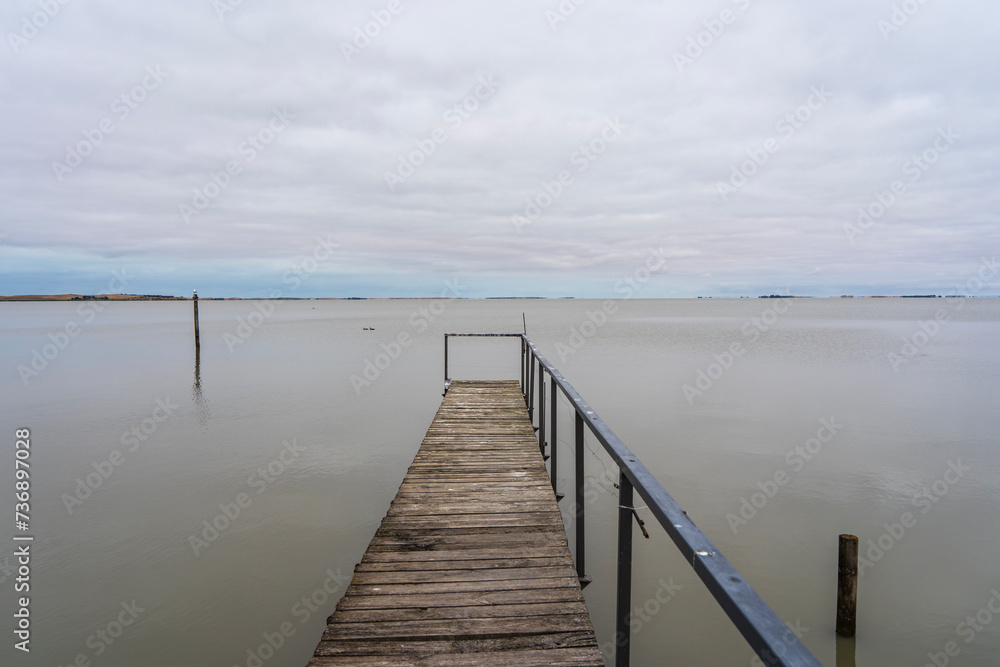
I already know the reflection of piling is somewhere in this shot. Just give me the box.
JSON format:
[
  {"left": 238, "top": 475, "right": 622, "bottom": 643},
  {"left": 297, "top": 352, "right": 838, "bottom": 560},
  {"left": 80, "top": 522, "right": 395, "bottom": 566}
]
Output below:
[
  {"left": 837, "top": 534, "right": 859, "bottom": 637},
  {"left": 193, "top": 290, "right": 200, "bottom": 350},
  {"left": 836, "top": 635, "right": 857, "bottom": 667}
]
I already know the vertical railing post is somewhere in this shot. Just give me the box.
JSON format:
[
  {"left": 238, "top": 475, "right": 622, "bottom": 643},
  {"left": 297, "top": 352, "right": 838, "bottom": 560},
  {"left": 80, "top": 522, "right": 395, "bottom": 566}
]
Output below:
[
  {"left": 616, "top": 471, "right": 634, "bottom": 667},
  {"left": 443, "top": 334, "right": 449, "bottom": 390},
  {"left": 520, "top": 337, "right": 526, "bottom": 399},
  {"left": 550, "top": 379, "right": 558, "bottom": 493},
  {"left": 538, "top": 371, "right": 546, "bottom": 455},
  {"left": 574, "top": 412, "right": 589, "bottom": 585},
  {"left": 528, "top": 350, "right": 535, "bottom": 421}
]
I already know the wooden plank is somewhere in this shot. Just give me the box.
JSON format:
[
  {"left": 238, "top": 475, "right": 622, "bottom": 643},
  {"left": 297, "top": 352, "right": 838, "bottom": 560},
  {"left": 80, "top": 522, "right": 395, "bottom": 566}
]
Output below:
[
  {"left": 360, "top": 547, "right": 571, "bottom": 563},
  {"left": 370, "top": 529, "right": 568, "bottom": 544},
  {"left": 308, "top": 647, "right": 605, "bottom": 666},
  {"left": 321, "top": 615, "right": 596, "bottom": 640},
  {"left": 345, "top": 576, "right": 583, "bottom": 597},
  {"left": 350, "top": 565, "right": 581, "bottom": 585},
  {"left": 311, "top": 635, "right": 599, "bottom": 658},
  {"left": 307, "top": 380, "right": 603, "bottom": 665},
  {"left": 328, "top": 600, "right": 591, "bottom": 624},
  {"left": 309, "top": 633, "right": 604, "bottom": 667},
  {"left": 332, "top": 588, "right": 586, "bottom": 611},
  {"left": 354, "top": 556, "right": 572, "bottom": 572},
  {"left": 368, "top": 528, "right": 567, "bottom": 543}
]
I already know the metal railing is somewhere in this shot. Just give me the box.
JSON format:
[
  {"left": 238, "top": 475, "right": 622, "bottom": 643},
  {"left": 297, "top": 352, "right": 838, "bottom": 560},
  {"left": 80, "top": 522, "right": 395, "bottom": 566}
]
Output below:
[{"left": 443, "top": 333, "right": 822, "bottom": 667}]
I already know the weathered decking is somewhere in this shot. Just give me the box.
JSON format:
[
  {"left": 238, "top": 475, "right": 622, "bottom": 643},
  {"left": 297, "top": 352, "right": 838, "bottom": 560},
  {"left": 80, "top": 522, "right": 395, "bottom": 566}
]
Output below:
[{"left": 308, "top": 380, "right": 604, "bottom": 666}]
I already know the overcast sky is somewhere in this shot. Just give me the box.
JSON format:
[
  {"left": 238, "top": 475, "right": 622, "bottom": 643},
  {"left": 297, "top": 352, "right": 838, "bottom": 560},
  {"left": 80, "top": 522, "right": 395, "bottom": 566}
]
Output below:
[{"left": 1, "top": 0, "right": 997, "bottom": 298}]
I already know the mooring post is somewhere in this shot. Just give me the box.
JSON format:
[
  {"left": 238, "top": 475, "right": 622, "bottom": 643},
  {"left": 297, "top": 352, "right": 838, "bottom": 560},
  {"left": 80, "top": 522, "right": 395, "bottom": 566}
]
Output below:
[
  {"left": 837, "top": 534, "right": 859, "bottom": 637},
  {"left": 192, "top": 290, "right": 200, "bottom": 351}
]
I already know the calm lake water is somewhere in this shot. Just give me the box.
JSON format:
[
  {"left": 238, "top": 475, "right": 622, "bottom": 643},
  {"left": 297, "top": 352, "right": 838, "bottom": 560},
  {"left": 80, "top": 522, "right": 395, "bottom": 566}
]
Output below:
[{"left": 1, "top": 298, "right": 998, "bottom": 666}]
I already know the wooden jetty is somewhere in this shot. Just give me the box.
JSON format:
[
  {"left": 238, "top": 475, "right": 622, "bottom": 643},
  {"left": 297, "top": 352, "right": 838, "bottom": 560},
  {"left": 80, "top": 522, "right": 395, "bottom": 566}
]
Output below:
[{"left": 308, "top": 380, "right": 604, "bottom": 666}]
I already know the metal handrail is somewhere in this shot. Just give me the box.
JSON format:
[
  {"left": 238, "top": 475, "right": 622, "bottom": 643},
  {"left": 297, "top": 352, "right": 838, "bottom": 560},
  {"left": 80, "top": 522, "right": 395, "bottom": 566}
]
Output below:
[
  {"left": 442, "top": 333, "right": 522, "bottom": 395},
  {"left": 443, "top": 333, "right": 822, "bottom": 667}
]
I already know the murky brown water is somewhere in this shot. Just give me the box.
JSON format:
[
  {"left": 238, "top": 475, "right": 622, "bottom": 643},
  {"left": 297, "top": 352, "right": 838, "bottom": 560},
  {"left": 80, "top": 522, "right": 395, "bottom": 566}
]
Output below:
[{"left": 1, "top": 298, "right": 998, "bottom": 665}]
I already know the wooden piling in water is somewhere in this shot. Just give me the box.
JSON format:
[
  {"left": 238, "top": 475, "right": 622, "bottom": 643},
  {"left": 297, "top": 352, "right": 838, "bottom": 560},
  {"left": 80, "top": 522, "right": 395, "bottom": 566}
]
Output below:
[
  {"left": 192, "top": 290, "right": 200, "bottom": 350},
  {"left": 837, "top": 534, "right": 858, "bottom": 637}
]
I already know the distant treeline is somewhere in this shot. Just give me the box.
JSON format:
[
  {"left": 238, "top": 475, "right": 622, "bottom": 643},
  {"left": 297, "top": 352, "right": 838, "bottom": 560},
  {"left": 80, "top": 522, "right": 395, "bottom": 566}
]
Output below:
[{"left": 69, "top": 294, "right": 181, "bottom": 300}]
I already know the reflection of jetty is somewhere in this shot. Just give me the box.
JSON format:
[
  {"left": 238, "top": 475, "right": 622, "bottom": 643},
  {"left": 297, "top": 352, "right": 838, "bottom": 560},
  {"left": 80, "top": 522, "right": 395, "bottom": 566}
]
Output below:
[{"left": 307, "top": 334, "right": 821, "bottom": 666}]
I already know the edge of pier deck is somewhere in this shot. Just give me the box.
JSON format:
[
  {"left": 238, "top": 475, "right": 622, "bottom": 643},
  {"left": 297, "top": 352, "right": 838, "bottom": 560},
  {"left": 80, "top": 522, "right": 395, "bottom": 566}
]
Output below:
[{"left": 308, "top": 380, "right": 604, "bottom": 666}]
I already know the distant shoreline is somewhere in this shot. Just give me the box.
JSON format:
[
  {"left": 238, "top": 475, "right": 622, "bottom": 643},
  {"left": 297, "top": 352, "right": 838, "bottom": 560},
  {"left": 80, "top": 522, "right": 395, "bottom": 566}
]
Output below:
[
  {"left": 0, "top": 294, "right": 472, "bottom": 301},
  {"left": 0, "top": 294, "right": 185, "bottom": 302},
  {"left": 0, "top": 294, "right": 989, "bottom": 302}
]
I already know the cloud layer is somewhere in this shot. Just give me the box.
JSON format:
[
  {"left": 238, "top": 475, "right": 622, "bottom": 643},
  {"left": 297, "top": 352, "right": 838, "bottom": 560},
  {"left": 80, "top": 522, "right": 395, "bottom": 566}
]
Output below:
[{"left": 1, "top": 0, "right": 998, "bottom": 297}]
